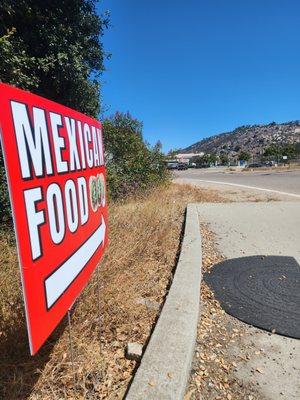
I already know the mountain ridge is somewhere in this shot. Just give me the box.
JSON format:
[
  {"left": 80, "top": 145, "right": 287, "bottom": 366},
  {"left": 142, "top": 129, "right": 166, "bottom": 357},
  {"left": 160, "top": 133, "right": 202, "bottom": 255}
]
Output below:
[{"left": 180, "top": 121, "right": 300, "bottom": 156}]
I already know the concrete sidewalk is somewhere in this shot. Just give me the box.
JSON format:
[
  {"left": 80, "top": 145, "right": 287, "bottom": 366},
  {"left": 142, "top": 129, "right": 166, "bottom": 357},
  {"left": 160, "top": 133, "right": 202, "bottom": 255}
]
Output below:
[
  {"left": 195, "top": 201, "right": 300, "bottom": 400},
  {"left": 195, "top": 201, "right": 300, "bottom": 263}
]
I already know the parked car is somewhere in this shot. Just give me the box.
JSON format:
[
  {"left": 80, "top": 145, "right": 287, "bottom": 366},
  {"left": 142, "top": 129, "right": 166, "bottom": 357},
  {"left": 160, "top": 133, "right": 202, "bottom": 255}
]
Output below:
[
  {"left": 247, "top": 162, "right": 263, "bottom": 168},
  {"left": 264, "top": 161, "right": 275, "bottom": 167},
  {"left": 196, "top": 163, "right": 210, "bottom": 168},
  {"left": 177, "top": 163, "right": 188, "bottom": 170},
  {"left": 166, "top": 162, "right": 179, "bottom": 170}
]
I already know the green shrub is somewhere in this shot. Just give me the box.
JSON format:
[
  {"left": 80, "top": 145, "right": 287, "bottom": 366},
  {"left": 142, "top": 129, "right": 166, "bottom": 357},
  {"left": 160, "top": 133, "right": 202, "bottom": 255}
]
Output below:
[
  {"left": 0, "top": 147, "right": 11, "bottom": 224},
  {"left": 103, "top": 112, "right": 169, "bottom": 199}
]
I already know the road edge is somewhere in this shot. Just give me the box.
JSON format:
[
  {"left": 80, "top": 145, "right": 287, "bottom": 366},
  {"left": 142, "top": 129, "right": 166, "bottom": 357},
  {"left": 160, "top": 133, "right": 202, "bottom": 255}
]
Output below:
[{"left": 126, "top": 204, "right": 202, "bottom": 400}]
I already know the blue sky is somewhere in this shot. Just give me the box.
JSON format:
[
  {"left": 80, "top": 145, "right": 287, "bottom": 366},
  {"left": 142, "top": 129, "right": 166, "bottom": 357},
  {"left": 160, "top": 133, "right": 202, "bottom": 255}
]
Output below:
[{"left": 99, "top": 0, "right": 300, "bottom": 152}]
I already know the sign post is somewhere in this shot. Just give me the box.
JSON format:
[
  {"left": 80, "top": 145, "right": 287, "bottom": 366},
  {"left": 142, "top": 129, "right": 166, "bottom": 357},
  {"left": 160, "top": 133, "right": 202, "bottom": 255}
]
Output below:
[{"left": 0, "top": 83, "right": 108, "bottom": 355}]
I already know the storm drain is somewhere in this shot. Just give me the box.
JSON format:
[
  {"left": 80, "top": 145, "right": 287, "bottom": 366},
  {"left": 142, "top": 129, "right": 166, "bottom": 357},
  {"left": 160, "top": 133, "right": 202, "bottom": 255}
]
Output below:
[{"left": 204, "top": 255, "right": 300, "bottom": 339}]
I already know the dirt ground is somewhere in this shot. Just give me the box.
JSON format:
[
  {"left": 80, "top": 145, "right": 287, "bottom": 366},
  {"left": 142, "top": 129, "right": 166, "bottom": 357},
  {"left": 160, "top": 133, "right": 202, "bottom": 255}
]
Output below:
[{"left": 174, "top": 177, "right": 282, "bottom": 203}]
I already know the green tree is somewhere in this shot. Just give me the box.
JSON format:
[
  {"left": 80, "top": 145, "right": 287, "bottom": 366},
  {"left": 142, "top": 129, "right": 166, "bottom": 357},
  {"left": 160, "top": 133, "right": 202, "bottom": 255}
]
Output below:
[
  {"left": 238, "top": 151, "right": 251, "bottom": 161},
  {"left": 264, "top": 143, "right": 297, "bottom": 160},
  {"left": 0, "top": 0, "right": 109, "bottom": 117},
  {"left": 0, "top": 0, "right": 108, "bottom": 223},
  {"left": 220, "top": 154, "right": 229, "bottom": 165},
  {"left": 103, "top": 112, "right": 169, "bottom": 199},
  {"left": 208, "top": 153, "right": 217, "bottom": 165},
  {"left": 281, "top": 144, "right": 296, "bottom": 159},
  {"left": 190, "top": 155, "right": 203, "bottom": 165},
  {"left": 264, "top": 145, "right": 280, "bottom": 157}
]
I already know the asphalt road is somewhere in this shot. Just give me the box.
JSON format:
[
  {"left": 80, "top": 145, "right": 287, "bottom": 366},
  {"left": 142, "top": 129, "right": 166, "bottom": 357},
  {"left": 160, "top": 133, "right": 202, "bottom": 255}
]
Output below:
[{"left": 174, "top": 167, "right": 300, "bottom": 198}]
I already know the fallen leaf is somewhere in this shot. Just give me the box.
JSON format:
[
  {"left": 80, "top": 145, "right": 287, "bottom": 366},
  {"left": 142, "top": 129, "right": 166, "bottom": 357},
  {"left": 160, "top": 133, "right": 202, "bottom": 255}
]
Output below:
[
  {"left": 256, "top": 367, "right": 264, "bottom": 374},
  {"left": 184, "top": 390, "right": 195, "bottom": 400}
]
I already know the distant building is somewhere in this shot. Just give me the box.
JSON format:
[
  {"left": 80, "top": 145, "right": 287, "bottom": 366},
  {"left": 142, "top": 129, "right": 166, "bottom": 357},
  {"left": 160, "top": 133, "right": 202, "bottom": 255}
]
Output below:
[{"left": 174, "top": 152, "right": 204, "bottom": 164}]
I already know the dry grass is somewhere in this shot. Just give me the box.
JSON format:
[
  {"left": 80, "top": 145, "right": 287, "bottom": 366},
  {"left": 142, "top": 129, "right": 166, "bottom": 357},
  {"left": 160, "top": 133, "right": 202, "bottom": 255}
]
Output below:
[{"left": 0, "top": 183, "right": 225, "bottom": 400}]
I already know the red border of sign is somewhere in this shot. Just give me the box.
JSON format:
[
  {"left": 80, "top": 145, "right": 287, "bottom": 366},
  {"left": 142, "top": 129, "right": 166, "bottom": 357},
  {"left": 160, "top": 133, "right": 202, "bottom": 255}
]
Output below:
[{"left": 0, "top": 83, "right": 108, "bottom": 354}]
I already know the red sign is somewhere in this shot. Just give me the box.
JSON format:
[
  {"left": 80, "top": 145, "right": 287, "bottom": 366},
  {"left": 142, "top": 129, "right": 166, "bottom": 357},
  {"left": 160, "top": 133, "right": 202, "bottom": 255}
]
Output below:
[{"left": 0, "top": 83, "right": 108, "bottom": 355}]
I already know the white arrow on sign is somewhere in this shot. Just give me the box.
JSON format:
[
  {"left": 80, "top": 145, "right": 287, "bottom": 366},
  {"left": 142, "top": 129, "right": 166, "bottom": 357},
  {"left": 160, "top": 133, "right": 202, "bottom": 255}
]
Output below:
[{"left": 44, "top": 216, "right": 106, "bottom": 309}]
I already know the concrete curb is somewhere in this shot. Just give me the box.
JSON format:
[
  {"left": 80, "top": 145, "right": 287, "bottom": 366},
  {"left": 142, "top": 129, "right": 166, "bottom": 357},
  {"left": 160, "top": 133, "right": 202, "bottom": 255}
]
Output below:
[{"left": 126, "top": 204, "right": 202, "bottom": 400}]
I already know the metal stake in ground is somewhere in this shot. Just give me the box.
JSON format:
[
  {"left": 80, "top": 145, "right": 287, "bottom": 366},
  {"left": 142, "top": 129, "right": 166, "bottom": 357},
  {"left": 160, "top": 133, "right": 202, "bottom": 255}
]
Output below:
[
  {"left": 67, "top": 309, "right": 77, "bottom": 393},
  {"left": 96, "top": 264, "right": 102, "bottom": 353}
]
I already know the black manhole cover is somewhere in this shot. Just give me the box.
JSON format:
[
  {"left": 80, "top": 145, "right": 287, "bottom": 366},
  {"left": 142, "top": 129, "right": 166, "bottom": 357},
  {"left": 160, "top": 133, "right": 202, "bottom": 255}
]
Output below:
[{"left": 204, "top": 255, "right": 300, "bottom": 338}]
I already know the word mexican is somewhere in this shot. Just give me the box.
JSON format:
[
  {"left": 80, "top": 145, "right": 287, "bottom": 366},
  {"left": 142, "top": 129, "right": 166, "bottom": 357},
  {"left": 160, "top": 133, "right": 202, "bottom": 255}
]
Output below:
[
  {"left": 12, "top": 101, "right": 104, "bottom": 178},
  {"left": 11, "top": 101, "right": 104, "bottom": 261}
]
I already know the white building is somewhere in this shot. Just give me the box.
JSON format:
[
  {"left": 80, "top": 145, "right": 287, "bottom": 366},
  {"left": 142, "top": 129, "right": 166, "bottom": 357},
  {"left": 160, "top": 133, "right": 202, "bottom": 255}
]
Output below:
[{"left": 175, "top": 152, "right": 204, "bottom": 164}]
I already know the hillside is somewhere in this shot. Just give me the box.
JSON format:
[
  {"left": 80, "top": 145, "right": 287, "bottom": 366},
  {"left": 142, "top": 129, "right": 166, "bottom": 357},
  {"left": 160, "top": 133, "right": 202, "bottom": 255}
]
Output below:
[{"left": 181, "top": 122, "right": 300, "bottom": 156}]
